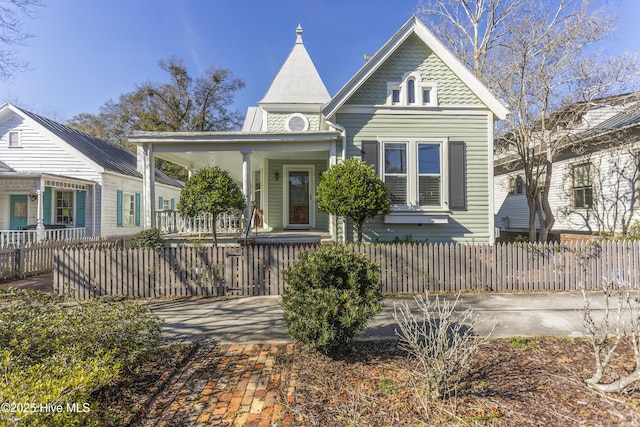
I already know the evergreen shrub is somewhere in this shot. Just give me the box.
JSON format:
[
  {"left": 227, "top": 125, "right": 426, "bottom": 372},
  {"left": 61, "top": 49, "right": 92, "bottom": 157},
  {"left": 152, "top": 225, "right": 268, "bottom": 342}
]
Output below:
[{"left": 282, "top": 244, "right": 383, "bottom": 356}]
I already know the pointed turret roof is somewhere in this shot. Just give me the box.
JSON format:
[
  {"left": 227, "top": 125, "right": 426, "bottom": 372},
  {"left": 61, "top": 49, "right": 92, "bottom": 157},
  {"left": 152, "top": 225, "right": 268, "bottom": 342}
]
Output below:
[{"left": 259, "top": 25, "right": 330, "bottom": 106}]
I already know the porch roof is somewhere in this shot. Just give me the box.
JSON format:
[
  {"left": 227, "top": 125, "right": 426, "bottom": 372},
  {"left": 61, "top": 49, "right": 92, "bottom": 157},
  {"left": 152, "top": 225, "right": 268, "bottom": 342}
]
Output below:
[
  {"left": 128, "top": 130, "right": 339, "bottom": 178},
  {"left": 0, "top": 172, "right": 95, "bottom": 190}
]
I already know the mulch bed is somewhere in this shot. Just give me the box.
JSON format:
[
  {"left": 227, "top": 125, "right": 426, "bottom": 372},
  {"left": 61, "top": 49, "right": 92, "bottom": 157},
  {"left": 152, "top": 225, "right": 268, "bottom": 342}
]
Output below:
[
  {"left": 275, "top": 338, "right": 640, "bottom": 426},
  {"left": 93, "top": 338, "right": 640, "bottom": 426}
]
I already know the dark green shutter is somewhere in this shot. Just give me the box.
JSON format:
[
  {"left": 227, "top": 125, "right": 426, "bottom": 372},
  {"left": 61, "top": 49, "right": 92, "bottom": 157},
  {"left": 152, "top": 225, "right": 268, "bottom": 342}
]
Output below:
[
  {"left": 75, "top": 190, "right": 85, "bottom": 227},
  {"left": 449, "top": 141, "right": 466, "bottom": 210},
  {"left": 171, "top": 198, "right": 175, "bottom": 210},
  {"left": 43, "top": 187, "right": 52, "bottom": 225},
  {"left": 116, "top": 190, "right": 123, "bottom": 227},
  {"left": 135, "top": 193, "right": 141, "bottom": 226},
  {"left": 361, "top": 141, "right": 379, "bottom": 174},
  {"left": 158, "top": 196, "right": 163, "bottom": 209}
]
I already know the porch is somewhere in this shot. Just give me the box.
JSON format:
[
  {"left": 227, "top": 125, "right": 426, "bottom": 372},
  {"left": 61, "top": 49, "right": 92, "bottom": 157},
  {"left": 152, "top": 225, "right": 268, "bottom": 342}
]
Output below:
[
  {"left": 0, "top": 172, "right": 95, "bottom": 247},
  {"left": 130, "top": 130, "right": 341, "bottom": 241},
  {"left": 155, "top": 211, "right": 332, "bottom": 244}
]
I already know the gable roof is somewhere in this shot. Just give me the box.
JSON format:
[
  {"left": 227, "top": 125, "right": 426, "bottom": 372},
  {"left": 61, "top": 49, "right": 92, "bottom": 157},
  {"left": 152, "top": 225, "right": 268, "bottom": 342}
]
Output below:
[
  {"left": 259, "top": 25, "right": 331, "bottom": 106},
  {"left": 1, "top": 104, "right": 182, "bottom": 188},
  {"left": 323, "top": 16, "right": 509, "bottom": 120}
]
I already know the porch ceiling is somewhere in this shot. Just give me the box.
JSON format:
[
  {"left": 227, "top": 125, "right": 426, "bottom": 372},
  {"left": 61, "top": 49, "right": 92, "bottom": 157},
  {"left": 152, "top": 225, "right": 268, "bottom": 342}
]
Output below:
[{"left": 155, "top": 150, "right": 330, "bottom": 182}]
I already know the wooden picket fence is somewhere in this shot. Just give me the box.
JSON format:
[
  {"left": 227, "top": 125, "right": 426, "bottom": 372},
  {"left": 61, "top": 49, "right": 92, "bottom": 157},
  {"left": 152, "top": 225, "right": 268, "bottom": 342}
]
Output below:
[
  {"left": 53, "top": 240, "right": 640, "bottom": 299},
  {"left": 0, "top": 237, "right": 127, "bottom": 281}
]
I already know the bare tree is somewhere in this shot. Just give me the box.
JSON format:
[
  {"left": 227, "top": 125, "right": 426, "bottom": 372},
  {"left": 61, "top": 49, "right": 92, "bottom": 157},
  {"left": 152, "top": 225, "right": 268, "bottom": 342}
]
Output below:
[
  {"left": 418, "top": 0, "right": 638, "bottom": 241},
  {"left": 0, "top": 0, "right": 42, "bottom": 80}
]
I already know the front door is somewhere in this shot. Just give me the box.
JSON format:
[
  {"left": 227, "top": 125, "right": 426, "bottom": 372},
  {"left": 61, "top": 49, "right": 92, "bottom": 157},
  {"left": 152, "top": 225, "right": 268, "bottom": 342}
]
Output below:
[
  {"left": 288, "top": 170, "right": 310, "bottom": 227},
  {"left": 10, "top": 195, "right": 28, "bottom": 230}
]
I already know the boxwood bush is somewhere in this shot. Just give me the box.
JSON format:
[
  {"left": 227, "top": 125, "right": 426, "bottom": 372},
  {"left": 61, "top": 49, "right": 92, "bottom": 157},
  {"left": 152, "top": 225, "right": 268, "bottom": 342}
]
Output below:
[
  {"left": 282, "top": 244, "right": 383, "bottom": 356},
  {"left": 130, "top": 227, "right": 165, "bottom": 249},
  {"left": 0, "top": 289, "right": 163, "bottom": 426}
]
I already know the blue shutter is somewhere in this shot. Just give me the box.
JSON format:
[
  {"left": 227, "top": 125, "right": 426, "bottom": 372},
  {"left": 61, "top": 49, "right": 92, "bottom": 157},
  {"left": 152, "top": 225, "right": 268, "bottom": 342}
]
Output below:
[
  {"left": 158, "top": 196, "right": 163, "bottom": 210},
  {"left": 171, "top": 198, "right": 175, "bottom": 210},
  {"left": 135, "top": 192, "right": 141, "bottom": 226},
  {"left": 43, "top": 187, "right": 52, "bottom": 225},
  {"left": 75, "top": 190, "right": 86, "bottom": 227},
  {"left": 116, "top": 190, "right": 123, "bottom": 227}
]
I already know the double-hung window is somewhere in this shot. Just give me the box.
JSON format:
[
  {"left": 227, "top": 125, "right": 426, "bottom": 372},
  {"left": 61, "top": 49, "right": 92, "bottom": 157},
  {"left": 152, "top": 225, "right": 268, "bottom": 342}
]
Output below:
[
  {"left": 384, "top": 143, "right": 408, "bottom": 205},
  {"left": 123, "top": 193, "right": 136, "bottom": 225},
  {"left": 380, "top": 139, "right": 448, "bottom": 209},
  {"left": 418, "top": 144, "right": 441, "bottom": 206},
  {"left": 572, "top": 163, "right": 592, "bottom": 209},
  {"left": 56, "top": 190, "right": 74, "bottom": 224}
]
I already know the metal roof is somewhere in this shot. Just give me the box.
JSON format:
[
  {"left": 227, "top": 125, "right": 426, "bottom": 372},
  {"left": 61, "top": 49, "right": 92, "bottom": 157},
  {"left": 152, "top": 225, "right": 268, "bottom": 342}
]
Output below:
[{"left": 13, "top": 106, "right": 182, "bottom": 188}]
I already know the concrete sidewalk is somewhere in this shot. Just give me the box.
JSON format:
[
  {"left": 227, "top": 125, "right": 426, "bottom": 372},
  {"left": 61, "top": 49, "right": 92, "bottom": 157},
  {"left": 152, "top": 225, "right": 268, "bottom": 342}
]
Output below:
[{"left": 149, "top": 291, "right": 614, "bottom": 344}]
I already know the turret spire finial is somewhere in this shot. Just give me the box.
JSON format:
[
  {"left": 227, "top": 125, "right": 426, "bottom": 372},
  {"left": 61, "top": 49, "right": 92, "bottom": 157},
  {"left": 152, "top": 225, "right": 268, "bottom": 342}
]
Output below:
[{"left": 296, "top": 24, "right": 303, "bottom": 44}]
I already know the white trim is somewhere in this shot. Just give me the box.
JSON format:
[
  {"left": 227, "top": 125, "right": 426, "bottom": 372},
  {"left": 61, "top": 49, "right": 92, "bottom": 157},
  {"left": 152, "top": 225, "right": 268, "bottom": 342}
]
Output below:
[
  {"left": 338, "top": 105, "right": 492, "bottom": 115},
  {"left": 384, "top": 213, "right": 449, "bottom": 224},
  {"left": 487, "top": 112, "right": 495, "bottom": 244},
  {"left": 282, "top": 165, "right": 315, "bottom": 229}
]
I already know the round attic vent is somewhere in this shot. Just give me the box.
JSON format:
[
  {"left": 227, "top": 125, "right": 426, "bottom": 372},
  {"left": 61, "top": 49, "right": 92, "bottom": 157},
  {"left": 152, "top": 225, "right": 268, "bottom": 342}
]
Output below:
[{"left": 286, "top": 113, "right": 309, "bottom": 132}]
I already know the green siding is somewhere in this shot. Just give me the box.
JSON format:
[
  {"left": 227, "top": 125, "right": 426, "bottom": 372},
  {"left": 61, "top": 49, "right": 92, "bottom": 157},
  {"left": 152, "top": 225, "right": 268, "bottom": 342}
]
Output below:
[
  {"left": 349, "top": 34, "right": 482, "bottom": 107},
  {"left": 266, "top": 159, "right": 330, "bottom": 231},
  {"left": 337, "top": 112, "right": 491, "bottom": 243}
]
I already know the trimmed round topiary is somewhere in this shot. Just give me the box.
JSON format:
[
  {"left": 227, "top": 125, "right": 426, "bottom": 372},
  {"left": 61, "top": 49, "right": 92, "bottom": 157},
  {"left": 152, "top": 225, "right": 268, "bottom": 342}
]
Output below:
[{"left": 282, "top": 244, "right": 383, "bottom": 356}]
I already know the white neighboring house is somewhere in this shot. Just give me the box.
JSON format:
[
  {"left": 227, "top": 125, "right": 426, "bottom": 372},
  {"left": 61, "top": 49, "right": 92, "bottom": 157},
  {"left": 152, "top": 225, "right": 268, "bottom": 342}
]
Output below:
[
  {"left": 0, "top": 103, "right": 183, "bottom": 247},
  {"left": 494, "top": 93, "right": 640, "bottom": 238}
]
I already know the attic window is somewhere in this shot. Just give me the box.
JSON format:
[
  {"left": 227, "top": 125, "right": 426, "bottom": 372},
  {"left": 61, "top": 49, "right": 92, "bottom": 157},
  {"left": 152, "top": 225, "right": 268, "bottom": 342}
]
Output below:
[
  {"left": 8, "top": 131, "right": 21, "bottom": 148},
  {"left": 286, "top": 113, "right": 309, "bottom": 132},
  {"left": 387, "top": 74, "right": 437, "bottom": 107}
]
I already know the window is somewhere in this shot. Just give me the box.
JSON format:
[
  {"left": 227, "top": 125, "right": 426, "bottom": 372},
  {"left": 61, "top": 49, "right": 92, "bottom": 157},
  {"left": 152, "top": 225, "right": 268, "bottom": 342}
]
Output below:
[
  {"left": 163, "top": 199, "right": 171, "bottom": 210},
  {"left": 380, "top": 139, "right": 448, "bottom": 209},
  {"left": 384, "top": 143, "right": 408, "bottom": 205},
  {"left": 386, "top": 74, "right": 437, "bottom": 106},
  {"left": 407, "top": 79, "right": 416, "bottom": 104},
  {"left": 254, "top": 170, "right": 262, "bottom": 209},
  {"left": 123, "top": 193, "right": 136, "bottom": 225},
  {"left": 117, "top": 190, "right": 140, "bottom": 227},
  {"left": 391, "top": 87, "right": 400, "bottom": 104},
  {"left": 572, "top": 163, "right": 592, "bottom": 208},
  {"left": 8, "top": 131, "right": 20, "bottom": 147},
  {"left": 418, "top": 144, "right": 441, "bottom": 206},
  {"left": 508, "top": 175, "right": 524, "bottom": 195},
  {"left": 56, "top": 190, "right": 74, "bottom": 224},
  {"left": 422, "top": 88, "right": 431, "bottom": 105}
]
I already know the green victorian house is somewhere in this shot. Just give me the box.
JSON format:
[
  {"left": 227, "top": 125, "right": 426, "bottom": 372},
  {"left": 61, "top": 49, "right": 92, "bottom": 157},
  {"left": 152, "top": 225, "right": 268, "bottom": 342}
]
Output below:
[{"left": 130, "top": 17, "right": 508, "bottom": 244}]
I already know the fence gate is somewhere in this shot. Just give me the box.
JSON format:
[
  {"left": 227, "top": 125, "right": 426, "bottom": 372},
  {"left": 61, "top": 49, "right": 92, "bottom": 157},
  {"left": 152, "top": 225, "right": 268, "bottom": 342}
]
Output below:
[{"left": 224, "top": 246, "right": 244, "bottom": 296}]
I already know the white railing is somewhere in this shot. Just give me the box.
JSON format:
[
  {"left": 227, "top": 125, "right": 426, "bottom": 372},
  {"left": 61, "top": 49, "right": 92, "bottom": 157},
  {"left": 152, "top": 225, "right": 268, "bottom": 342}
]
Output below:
[
  {"left": 0, "top": 228, "right": 86, "bottom": 249},
  {"left": 155, "top": 211, "right": 244, "bottom": 235}
]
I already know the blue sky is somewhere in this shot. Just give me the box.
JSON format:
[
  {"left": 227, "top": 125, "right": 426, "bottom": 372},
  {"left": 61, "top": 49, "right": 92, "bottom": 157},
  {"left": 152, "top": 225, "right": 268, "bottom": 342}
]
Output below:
[{"left": 1, "top": 0, "right": 639, "bottom": 122}]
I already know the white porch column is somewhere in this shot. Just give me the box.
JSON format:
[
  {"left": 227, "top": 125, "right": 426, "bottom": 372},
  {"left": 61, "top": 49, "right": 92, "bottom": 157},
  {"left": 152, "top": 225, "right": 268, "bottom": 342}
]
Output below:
[
  {"left": 140, "top": 144, "right": 156, "bottom": 229},
  {"left": 35, "top": 186, "right": 44, "bottom": 242},
  {"left": 241, "top": 151, "right": 252, "bottom": 231}
]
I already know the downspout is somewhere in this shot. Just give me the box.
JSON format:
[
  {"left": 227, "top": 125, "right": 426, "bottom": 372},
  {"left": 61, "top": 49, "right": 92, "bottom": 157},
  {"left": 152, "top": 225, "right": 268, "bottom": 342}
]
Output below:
[{"left": 325, "top": 119, "right": 347, "bottom": 243}]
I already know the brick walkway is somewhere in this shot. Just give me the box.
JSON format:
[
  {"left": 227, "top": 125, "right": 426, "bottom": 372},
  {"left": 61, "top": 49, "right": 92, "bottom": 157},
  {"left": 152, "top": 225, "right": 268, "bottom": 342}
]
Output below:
[{"left": 140, "top": 343, "right": 296, "bottom": 427}]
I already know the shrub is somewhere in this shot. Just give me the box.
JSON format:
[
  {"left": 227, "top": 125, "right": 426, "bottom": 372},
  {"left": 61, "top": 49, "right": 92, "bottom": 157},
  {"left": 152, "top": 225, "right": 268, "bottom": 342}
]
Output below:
[
  {"left": 393, "top": 293, "right": 492, "bottom": 403},
  {"left": 282, "top": 245, "right": 383, "bottom": 356},
  {"left": 130, "top": 227, "right": 165, "bottom": 249},
  {"left": 0, "top": 289, "right": 163, "bottom": 426}
]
